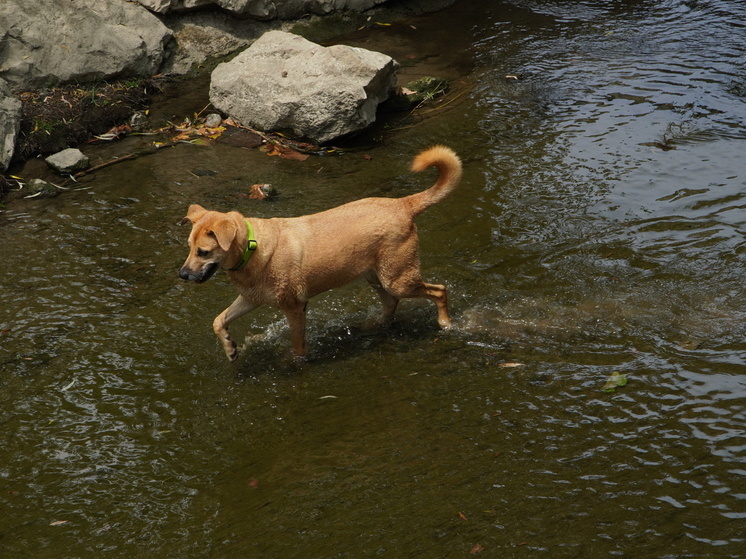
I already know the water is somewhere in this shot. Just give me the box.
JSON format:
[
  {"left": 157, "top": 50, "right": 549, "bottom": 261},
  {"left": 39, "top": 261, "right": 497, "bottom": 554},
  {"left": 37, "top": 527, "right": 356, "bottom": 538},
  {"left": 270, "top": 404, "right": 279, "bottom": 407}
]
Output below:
[{"left": 2, "top": 1, "right": 746, "bottom": 556}]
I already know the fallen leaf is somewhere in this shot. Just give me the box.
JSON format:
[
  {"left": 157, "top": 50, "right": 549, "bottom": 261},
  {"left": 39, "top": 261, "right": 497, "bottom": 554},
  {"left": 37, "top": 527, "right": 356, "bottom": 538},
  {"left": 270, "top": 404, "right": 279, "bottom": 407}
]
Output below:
[
  {"left": 470, "top": 543, "right": 484, "bottom": 554},
  {"left": 499, "top": 362, "right": 525, "bottom": 368},
  {"left": 602, "top": 372, "right": 628, "bottom": 392},
  {"left": 263, "top": 144, "right": 309, "bottom": 161},
  {"left": 249, "top": 183, "right": 275, "bottom": 200},
  {"left": 248, "top": 478, "right": 260, "bottom": 489},
  {"left": 196, "top": 125, "right": 225, "bottom": 139},
  {"left": 458, "top": 512, "right": 468, "bottom": 520},
  {"left": 50, "top": 520, "right": 69, "bottom": 526}
]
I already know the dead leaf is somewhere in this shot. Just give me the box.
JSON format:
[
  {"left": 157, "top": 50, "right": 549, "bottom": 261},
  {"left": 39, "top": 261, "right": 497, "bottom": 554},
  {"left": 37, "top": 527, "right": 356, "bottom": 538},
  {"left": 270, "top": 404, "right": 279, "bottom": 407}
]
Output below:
[
  {"left": 249, "top": 183, "right": 276, "bottom": 200},
  {"left": 470, "top": 543, "right": 484, "bottom": 554},
  {"left": 263, "top": 144, "right": 309, "bottom": 161},
  {"left": 248, "top": 478, "right": 260, "bottom": 489},
  {"left": 499, "top": 362, "right": 525, "bottom": 368},
  {"left": 458, "top": 512, "right": 468, "bottom": 520},
  {"left": 196, "top": 125, "right": 225, "bottom": 140},
  {"left": 50, "top": 520, "right": 69, "bottom": 526}
]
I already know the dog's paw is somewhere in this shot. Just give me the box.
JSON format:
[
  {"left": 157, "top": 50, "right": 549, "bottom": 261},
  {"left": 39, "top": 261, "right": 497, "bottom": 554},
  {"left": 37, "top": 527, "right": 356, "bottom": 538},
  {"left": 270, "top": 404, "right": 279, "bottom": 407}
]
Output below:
[{"left": 226, "top": 342, "right": 239, "bottom": 362}]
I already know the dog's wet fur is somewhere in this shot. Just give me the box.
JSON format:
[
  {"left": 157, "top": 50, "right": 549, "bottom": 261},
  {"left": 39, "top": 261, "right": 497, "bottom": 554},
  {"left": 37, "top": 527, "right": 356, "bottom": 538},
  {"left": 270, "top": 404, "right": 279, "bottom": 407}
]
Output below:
[{"left": 180, "top": 145, "right": 463, "bottom": 361}]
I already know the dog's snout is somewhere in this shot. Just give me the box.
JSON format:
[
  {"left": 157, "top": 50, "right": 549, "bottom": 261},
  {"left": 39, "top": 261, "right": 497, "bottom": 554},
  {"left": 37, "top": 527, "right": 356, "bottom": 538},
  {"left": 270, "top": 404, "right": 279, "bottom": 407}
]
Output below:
[{"left": 179, "top": 267, "right": 191, "bottom": 281}]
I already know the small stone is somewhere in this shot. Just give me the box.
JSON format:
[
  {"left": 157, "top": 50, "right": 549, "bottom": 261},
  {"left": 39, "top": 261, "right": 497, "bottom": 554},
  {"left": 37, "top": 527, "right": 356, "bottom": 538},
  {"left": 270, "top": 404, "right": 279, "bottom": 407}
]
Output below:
[
  {"left": 45, "top": 148, "right": 90, "bottom": 174},
  {"left": 204, "top": 113, "right": 223, "bottom": 128}
]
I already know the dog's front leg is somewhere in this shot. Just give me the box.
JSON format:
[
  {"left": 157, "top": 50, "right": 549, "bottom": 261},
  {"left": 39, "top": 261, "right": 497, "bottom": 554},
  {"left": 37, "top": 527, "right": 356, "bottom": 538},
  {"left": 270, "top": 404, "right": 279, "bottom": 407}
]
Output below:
[
  {"left": 282, "top": 302, "right": 308, "bottom": 357},
  {"left": 213, "top": 295, "right": 260, "bottom": 361}
]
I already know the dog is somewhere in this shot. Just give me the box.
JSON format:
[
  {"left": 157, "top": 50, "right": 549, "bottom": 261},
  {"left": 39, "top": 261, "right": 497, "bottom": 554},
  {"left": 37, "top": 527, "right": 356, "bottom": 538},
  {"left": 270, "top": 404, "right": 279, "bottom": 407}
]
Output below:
[{"left": 179, "top": 145, "right": 462, "bottom": 361}]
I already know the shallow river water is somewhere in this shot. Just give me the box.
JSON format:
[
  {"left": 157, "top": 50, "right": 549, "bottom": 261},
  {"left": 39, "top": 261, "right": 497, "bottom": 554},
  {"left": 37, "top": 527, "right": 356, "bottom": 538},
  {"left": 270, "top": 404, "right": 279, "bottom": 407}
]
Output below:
[{"left": 2, "top": 1, "right": 745, "bottom": 557}]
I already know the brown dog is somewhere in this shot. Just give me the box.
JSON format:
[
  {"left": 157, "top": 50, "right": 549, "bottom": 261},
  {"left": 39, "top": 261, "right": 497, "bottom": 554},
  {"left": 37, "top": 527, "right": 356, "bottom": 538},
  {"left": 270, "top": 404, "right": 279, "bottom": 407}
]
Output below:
[{"left": 179, "top": 145, "right": 462, "bottom": 361}]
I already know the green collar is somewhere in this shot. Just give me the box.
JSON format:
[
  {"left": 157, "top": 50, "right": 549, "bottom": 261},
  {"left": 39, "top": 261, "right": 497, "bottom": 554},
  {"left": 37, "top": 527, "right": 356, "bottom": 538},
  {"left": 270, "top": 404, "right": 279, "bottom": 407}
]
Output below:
[{"left": 228, "top": 219, "right": 257, "bottom": 271}]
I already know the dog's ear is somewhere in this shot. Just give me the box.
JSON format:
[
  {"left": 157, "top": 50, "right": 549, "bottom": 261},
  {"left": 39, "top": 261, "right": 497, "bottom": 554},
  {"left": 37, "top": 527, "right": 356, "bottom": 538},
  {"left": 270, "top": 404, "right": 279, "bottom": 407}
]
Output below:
[
  {"left": 209, "top": 218, "right": 238, "bottom": 252},
  {"left": 180, "top": 204, "right": 208, "bottom": 226}
]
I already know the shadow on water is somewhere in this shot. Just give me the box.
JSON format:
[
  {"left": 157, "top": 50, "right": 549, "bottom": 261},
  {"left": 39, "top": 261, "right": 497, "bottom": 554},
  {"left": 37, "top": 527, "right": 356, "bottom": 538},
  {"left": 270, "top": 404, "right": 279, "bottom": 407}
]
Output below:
[{"left": 2, "top": 0, "right": 746, "bottom": 557}]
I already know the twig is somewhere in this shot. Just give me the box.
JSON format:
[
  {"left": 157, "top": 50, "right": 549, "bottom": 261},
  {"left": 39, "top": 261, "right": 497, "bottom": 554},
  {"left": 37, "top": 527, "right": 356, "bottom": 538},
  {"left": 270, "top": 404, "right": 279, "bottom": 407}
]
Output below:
[{"left": 73, "top": 153, "right": 137, "bottom": 177}]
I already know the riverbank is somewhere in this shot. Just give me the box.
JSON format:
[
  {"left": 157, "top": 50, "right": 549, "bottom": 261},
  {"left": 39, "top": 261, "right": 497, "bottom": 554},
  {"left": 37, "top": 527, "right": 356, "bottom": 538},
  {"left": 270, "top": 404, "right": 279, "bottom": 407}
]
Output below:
[{"left": 0, "top": 0, "right": 456, "bottom": 196}]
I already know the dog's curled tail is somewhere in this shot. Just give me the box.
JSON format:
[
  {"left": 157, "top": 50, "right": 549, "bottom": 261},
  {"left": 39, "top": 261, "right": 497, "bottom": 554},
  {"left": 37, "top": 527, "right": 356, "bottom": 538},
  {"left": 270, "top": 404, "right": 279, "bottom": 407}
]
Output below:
[{"left": 406, "top": 145, "right": 463, "bottom": 216}]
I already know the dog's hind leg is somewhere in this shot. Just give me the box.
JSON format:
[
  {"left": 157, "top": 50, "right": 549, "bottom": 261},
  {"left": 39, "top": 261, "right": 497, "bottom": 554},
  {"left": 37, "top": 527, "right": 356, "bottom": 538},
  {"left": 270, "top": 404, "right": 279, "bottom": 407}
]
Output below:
[
  {"left": 377, "top": 241, "right": 451, "bottom": 329},
  {"left": 213, "top": 295, "right": 261, "bottom": 361},
  {"left": 377, "top": 263, "right": 451, "bottom": 329},
  {"left": 392, "top": 279, "right": 450, "bottom": 328},
  {"left": 365, "top": 271, "right": 399, "bottom": 323},
  {"left": 414, "top": 281, "right": 451, "bottom": 328}
]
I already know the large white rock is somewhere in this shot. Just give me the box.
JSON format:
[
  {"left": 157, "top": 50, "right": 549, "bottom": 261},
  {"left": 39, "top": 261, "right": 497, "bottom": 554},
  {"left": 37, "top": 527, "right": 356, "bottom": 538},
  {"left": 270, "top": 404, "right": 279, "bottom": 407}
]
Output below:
[
  {"left": 209, "top": 31, "right": 398, "bottom": 143},
  {"left": 0, "top": 0, "right": 172, "bottom": 90},
  {"left": 0, "top": 80, "right": 21, "bottom": 172}
]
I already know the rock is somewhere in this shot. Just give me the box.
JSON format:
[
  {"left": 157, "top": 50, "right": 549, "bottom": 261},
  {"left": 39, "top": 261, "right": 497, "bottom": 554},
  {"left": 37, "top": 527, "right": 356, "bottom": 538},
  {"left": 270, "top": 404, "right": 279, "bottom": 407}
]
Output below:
[
  {"left": 136, "top": 0, "right": 388, "bottom": 18},
  {"left": 25, "top": 179, "right": 61, "bottom": 199},
  {"left": 209, "top": 31, "right": 398, "bottom": 143},
  {"left": 45, "top": 148, "right": 90, "bottom": 174},
  {"left": 216, "top": 126, "right": 264, "bottom": 148},
  {"left": 204, "top": 113, "right": 223, "bottom": 128},
  {"left": 0, "top": 0, "right": 172, "bottom": 90},
  {"left": 0, "top": 80, "right": 21, "bottom": 172}
]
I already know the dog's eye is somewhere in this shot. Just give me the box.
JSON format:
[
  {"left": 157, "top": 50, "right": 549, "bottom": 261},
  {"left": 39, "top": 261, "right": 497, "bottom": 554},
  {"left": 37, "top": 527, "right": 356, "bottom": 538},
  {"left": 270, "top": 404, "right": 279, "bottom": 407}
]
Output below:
[{"left": 196, "top": 248, "right": 210, "bottom": 257}]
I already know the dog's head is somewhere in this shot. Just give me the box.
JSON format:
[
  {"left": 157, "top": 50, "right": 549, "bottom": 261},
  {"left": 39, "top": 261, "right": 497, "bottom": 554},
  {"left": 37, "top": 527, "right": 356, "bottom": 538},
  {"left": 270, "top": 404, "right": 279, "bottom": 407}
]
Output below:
[{"left": 179, "top": 204, "right": 240, "bottom": 284}]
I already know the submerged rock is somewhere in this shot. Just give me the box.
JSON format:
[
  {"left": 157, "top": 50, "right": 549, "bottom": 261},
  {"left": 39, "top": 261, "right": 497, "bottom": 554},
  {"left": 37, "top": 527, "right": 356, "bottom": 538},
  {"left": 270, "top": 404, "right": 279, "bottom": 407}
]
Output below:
[
  {"left": 24, "top": 179, "right": 62, "bottom": 199},
  {"left": 209, "top": 30, "right": 398, "bottom": 143},
  {"left": 45, "top": 148, "right": 90, "bottom": 174}
]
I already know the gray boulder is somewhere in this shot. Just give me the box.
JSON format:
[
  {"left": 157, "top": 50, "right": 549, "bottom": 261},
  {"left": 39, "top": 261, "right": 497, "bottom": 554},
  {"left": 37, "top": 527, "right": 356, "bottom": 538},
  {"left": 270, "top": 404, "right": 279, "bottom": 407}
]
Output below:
[
  {"left": 0, "top": 0, "right": 172, "bottom": 90},
  {"left": 136, "top": 0, "right": 388, "bottom": 18},
  {"left": 0, "top": 80, "right": 21, "bottom": 172},
  {"left": 45, "top": 149, "right": 90, "bottom": 174},
  {"left": 209, "top": 31, "right": 398, "bottom": 143}
]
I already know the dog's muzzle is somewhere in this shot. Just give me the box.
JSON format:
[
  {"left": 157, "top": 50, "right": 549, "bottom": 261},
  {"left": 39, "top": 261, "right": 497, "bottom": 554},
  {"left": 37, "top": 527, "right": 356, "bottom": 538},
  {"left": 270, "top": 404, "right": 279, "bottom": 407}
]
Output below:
[{"left": 179, "top": 262, "right": 219, "bottom": 284}]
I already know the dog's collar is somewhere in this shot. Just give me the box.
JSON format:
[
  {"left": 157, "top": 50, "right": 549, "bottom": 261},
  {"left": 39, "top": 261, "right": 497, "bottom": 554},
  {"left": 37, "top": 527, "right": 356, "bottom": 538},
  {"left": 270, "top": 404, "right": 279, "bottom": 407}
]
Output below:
[{"left": 228, "top": 219, "right": 257, "bottom": 271}]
